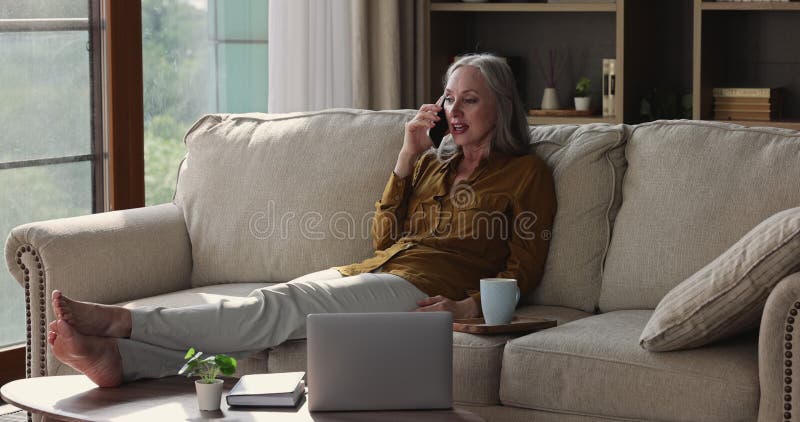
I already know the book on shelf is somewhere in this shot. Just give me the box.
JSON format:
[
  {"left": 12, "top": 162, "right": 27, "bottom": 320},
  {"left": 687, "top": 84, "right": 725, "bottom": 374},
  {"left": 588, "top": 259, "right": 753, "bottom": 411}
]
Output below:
[
  {"left": 226, "top": 372, "right": 305, "bottom": 407},
  {"left": 713, "top": 97, "right": 771, "bottom": 105},
  {"left": 602, "top": 58, "right": 616, "bottom": 117},
  {"left": 712, "top": 87, "right": 780, "bottom": 98},
  {"left": 713, "top": 111, "right": 773, "bottom": 121},
  {"left": 714, "top": 105, "right": 772, "bottom": 112}
]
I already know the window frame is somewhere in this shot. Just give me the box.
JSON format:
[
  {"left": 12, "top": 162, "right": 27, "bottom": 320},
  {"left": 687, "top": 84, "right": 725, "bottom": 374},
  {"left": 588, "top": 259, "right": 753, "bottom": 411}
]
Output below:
[
  {"left": 0, "top": 0, "right": 143, "bottom": 383},
  {"left": 104, "top": 0, "right": 144, "bottom": 211}
]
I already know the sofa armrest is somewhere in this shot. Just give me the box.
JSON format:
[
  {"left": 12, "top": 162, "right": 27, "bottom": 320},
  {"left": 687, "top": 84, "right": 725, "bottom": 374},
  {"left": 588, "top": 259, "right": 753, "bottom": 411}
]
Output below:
[
  {"left": 4, "top": 203, "right": 192, "bottom": 378},
  {"left": 758, "top": 272, "right": 800, "bottom": 422}
]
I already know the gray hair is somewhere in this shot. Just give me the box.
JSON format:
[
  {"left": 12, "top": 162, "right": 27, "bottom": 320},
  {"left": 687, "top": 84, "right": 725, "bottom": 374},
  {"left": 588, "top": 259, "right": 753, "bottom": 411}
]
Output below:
[{"left": 435, "top": 53, "right": 531, "bottom": 162}]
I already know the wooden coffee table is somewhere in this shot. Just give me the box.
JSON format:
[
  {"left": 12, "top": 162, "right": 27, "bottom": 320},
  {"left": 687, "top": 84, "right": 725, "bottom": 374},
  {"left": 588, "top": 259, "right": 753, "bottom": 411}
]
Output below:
[{"left": 1, "top": 375, "right": 485, "bottom": 421}]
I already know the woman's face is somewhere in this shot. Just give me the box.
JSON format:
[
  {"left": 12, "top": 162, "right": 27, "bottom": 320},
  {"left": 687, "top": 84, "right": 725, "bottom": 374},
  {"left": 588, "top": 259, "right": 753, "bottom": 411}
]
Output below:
[{"left": 444, "top": 65, "right": 497, "bottom": 152}]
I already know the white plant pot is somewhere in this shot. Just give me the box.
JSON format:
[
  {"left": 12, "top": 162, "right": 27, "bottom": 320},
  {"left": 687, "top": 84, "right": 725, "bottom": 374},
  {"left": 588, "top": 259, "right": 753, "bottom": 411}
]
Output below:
[
  {"left": 574, "top": 96, "right": 591, "bottom": 111},
  {"left": 195, "top": 379, "right": 224, "bottom": 410},
  {"left": 541, "top": 87, "right": 559, "bottom": 110}
]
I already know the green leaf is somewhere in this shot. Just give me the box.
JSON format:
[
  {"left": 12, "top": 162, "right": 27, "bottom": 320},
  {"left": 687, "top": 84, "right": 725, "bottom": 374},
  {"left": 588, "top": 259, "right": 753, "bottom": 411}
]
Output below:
[
  {"left": 216, "top": 354, "right": 238, "bottom": 376},
  {"left": 184, "top": 347, "right": 196, "bottom": 360}
]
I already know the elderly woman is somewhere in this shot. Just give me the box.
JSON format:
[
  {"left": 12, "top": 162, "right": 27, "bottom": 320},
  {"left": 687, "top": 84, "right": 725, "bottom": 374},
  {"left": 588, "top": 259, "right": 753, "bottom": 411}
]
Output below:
[{"left": 48, "top": 53, "right": 556, "bottom": 387}]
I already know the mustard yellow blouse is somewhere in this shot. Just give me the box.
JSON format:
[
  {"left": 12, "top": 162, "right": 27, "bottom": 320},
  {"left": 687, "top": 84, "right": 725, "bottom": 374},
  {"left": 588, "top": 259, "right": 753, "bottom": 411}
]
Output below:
[{"left": 337, "top": 150, "right": 556, "bottom": 311}]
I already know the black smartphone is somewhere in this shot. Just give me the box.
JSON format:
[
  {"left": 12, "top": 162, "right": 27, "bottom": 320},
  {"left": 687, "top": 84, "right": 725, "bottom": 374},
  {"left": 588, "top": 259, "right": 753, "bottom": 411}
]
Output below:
[{"left": 428, "top": 97, "right": 448, "bottom": 148}]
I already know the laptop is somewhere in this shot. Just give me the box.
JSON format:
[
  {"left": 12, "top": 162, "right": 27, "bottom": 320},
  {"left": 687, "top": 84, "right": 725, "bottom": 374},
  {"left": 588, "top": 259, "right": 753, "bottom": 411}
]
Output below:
[{"left": 306, "top": 312, "right": 453, "bottom": 411}]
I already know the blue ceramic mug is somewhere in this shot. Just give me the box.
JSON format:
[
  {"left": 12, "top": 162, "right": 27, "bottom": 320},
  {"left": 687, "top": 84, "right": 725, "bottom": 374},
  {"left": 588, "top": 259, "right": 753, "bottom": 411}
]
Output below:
[{"left": 480, "top": 278, "right": 520, "bottom": 325}]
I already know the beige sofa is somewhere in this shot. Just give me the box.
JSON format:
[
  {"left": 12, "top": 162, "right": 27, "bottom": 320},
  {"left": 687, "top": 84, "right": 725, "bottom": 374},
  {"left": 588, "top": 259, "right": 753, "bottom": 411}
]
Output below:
[{"left": 6, "top": 109, "right": 800, "bottom": 421}]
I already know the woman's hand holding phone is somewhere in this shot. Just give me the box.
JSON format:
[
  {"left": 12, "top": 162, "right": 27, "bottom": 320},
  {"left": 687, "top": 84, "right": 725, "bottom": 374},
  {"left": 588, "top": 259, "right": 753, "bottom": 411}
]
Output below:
[{"left": 395, "top": 97, "right": 447, "bottom": 178}]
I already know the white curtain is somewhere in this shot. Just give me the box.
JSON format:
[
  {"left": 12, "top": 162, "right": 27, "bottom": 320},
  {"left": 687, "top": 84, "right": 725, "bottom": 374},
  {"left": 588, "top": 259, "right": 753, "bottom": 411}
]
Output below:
[
  {"left": 268, "top": 0, "right": 353, "bottom": 112},
  {"left": 268, "top": 0, "right": 414, "bottom": 113}
]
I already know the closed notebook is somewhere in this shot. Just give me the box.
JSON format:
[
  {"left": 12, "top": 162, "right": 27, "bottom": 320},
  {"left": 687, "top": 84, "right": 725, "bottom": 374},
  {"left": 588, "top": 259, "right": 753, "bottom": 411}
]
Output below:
[{"left": 226, "top": 372, "right": 305, "bottom": 407}]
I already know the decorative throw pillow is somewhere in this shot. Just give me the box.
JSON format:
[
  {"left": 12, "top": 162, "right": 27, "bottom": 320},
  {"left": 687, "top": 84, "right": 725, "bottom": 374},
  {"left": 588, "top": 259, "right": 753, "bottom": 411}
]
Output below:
[
  {"left": 526, "top": 124, "right": 627, "bottom": 313},
  {"left": 640, "top": 206, "right": 800, "bottom": 352}
]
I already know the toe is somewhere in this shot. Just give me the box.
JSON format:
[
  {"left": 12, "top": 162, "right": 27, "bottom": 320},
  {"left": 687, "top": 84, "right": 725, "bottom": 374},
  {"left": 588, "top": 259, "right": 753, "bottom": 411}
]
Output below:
[
  {"left": 52, "top": 290, "right": 63, "bottom": 317},
  {"left": 56, "top": 319, "right": 75, "bottom": 339},
  {"left": 48, "top": 331, "right": 57, "bottom": 345},
  {"left": 48, "top": 320, "right": 58, "bottom": 331}
]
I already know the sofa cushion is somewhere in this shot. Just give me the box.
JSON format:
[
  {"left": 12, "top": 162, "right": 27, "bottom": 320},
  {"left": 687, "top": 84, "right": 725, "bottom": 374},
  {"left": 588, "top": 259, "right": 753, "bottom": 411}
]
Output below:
[
  {"left": 457, "top": 404, "right": 637, "bottom": 422},
  {"left": 500, "top": 310, "right": 758, "bottom": 422},
  {"left": 600, "top": 120, "right": 800, "bottom": 311},
  {"left": 640, "top": 206, "right": 800, "bottom": 351},
  {"left": 526, "top": 124, "right": 627, "bottom": 312},
  {"left": 175, "top": 109, "right": 414, "bottom": 286},
  {"left": 268, "top": 305, "right": 591, "bottom": 405}
]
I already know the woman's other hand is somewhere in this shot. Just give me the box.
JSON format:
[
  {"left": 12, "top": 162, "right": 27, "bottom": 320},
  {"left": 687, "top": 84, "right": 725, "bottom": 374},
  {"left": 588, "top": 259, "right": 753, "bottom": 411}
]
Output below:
[
  {"left": 414, "top": 295, "right": 479, "bottom": 319},
  {"left": 395, "top": 100, "right": 443, "bottom": 178}
]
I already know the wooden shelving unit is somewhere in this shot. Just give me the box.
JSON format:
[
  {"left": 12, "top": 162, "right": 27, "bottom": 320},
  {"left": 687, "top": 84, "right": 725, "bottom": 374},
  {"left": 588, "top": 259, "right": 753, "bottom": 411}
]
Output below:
[
  {"left": 421, "top": 1, "right": 625, "bottom": 125},
  {"left": 421, "top": 1, "right": 800, "bottom": 131},
  {"left": 420, "top": 1, "right": 694, "bottom": 126},
  {"left": 693, "top": 0, "right": 800, "bottom": 130}
]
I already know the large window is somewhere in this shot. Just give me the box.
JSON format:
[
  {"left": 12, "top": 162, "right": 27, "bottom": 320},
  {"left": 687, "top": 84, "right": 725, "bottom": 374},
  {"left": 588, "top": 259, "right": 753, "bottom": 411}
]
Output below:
[
  {"left": 143, "top": 0, "right": 269, "bottom": 205},
  {"left": 0, "top": 0, "right": 269, "bottom": 352},
  {"left": 0, "top": 1, "right": 101, "bottom": 349}
]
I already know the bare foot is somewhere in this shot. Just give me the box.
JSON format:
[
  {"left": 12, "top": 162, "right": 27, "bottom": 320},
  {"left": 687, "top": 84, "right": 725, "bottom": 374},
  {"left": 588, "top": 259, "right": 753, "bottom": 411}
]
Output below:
[
  {"left": 50, "top": 319, "right": 123, "bottom": 387},
  {"left": 52, "top": 290, "right": 131, "bottom": 338}
]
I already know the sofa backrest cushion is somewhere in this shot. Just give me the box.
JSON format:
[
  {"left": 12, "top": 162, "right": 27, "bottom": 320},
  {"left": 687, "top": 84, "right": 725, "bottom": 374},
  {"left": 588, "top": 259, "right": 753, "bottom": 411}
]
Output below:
[
  {"left": 525, "top": 124, "right": 627, "bottom": 312},
  {"left": 600, "top": 120, "right": 800, "bottom": 311},
  {"left": 175, "top": 109, "right": 413, "bottom": 286}
]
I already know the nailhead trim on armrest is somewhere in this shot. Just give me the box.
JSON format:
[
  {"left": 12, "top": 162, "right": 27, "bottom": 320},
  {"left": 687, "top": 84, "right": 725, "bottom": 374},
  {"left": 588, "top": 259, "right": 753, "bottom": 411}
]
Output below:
[
  {"left": 15, "top": 244, "right": 46, "bottom": 378},
  {"left": 785, "top": 302, "right": 800, "bottom": 422}
]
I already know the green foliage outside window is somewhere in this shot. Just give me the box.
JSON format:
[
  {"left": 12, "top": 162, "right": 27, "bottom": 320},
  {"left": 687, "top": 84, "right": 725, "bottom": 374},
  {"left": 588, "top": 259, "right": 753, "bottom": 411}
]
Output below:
[
  {"left": 142, "top": 0, "right": 269, "bottom": 205},
  {"left": 142, "top": 0, "right": 211, "bottom": 205}
]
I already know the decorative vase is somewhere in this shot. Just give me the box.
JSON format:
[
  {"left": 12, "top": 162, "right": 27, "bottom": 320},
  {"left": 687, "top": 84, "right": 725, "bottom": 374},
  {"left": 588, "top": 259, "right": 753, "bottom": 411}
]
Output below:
[
  {"left": 195, "top": 379, "right": 224, "bottom": 410},
  {"left": 574, "top": 96, "right": 591, "bottom": 111},
  {"left": 541, "top": 87, "right": 559, "bottom": 110}
]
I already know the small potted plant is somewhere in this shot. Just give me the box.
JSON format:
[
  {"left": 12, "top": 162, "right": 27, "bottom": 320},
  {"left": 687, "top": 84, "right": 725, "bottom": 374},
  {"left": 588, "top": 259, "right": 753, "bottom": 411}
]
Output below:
[
  {"left": 574, "top": 77, "right": 591, "bottom": 111},
  {"left": 179, "top": 347, "right": 237, "bottom": 411}
]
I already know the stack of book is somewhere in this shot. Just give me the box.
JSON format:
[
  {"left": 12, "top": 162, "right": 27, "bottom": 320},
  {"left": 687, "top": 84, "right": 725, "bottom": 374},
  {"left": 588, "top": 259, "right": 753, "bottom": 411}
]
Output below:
[{"left": 712, "top": 88, "right": 782, "bottom": 122}]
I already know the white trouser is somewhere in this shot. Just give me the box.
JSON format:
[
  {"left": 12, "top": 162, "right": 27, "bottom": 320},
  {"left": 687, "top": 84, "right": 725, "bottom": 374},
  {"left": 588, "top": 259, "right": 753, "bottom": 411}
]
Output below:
[{"left": 117, "top": 269, "right": 427, "bottom": 381}]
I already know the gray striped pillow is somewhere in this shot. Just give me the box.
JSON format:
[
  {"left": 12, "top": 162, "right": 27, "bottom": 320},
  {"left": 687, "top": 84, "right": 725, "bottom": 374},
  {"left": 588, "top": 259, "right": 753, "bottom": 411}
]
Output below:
[{"left": 640, "top": 207, "right": 800, "bottom": 352}]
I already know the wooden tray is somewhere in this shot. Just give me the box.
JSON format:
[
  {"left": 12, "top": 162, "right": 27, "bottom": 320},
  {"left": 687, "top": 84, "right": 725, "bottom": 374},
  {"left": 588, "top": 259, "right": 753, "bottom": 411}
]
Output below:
[
  {"left": 528, "top": 109, "right": 597, "bottom": 117},
  {"left": 452, "top": 316, "right": 556, "bottom": 334}
]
